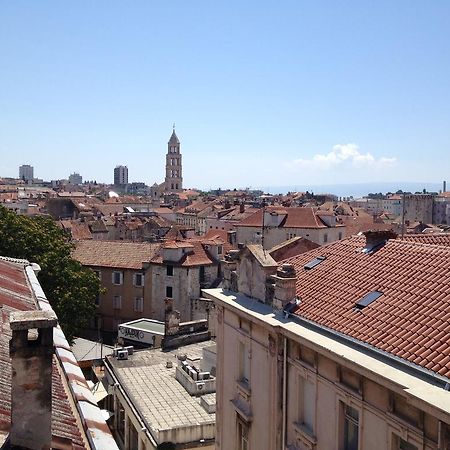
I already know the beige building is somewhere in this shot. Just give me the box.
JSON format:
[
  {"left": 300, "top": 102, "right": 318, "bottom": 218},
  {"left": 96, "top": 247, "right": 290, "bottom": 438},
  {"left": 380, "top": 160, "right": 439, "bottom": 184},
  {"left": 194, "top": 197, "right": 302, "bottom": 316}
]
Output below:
[
  {"left": 236, "top": 206, "right": 345, "bottom": 248},
  {"left": 73, "top": 240, "right": 159, "bottom": 337},
  {"left": 104, "top": 341, "right": 216, "bottom": 450},
  {"left": 204, "top": 231, "right": 450, "bottom": 450},
  {"left": 73, "top": 239, "right": 223, "bottom": 339}
]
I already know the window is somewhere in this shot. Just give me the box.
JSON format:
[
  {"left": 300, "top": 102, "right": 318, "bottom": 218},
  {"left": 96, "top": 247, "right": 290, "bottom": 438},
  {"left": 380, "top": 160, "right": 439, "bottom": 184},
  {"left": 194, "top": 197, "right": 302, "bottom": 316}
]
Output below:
[
  {"left": 218, "top": 245, "right": 223, "bottom": 255},
  {"left": 113, "top": 295, "right": 122, "bottom": 310},
  {"left": 134, "top": 297, "right": 144, "bottom": 313},
  {"left": 238, "top": 341, "right": 250, "bottom": 385},
  {"left": 133, "top": 273, "right": 144, "bottom": 287},
  {"left": 237, "top": 416, "right": 249, "bottom": 450},
  {"left": 323, "top": 233, "right": 328, "bottom": 243},
  {"left": 298, "top": 376, "right": 315, "bottom": 434},
  {"left": 95, "top": 293, "right": 101, "bottom": 306},
  {"left": 166, "top": 265, "right": 174, "bottom": 276},
  {"left": 392, "top": 435, "right": 418, "bottom": 450},
  {"left": 199, "top": 266, "right": 206, "bottom": 283},
  {"left": 304, "top": 256, "right": 326, "bottom": 270},
  {"left": 166, "top": 286, "right": 173, "bottom": 298},
  {"left": 342, "top": 404, "right": 359, "bottom": 450},
  {"left": 339, "top": 232, "right": 343, "bottom": 240},
  {"left": 94, "top": 270, "right": 101, "bottom": 280},
  {"left": 112, "top": 271, "right": 123, "bottom": 285}
]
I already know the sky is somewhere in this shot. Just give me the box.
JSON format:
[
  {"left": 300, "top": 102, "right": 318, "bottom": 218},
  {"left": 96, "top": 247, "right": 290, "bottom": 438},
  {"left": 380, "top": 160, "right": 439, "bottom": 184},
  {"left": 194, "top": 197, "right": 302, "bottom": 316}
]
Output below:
[{"left": 1, "top": 1, "right": 450, "bottom": 191}]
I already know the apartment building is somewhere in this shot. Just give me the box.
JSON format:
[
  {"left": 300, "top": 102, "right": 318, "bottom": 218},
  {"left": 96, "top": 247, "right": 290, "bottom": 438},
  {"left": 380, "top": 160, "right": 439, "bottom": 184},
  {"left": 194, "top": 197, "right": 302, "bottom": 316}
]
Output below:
[
  {"left": 236, "top": 207, "right": 345, "bottom": 248},
  {"left": 204, "top": 231, "right": 450, "bottom": 450},
  {"left": 73, "top": 240, "right": 159, "bottom": 337},
  {"left": 73, "top": 238, "right": 223, "bottom": 339}
]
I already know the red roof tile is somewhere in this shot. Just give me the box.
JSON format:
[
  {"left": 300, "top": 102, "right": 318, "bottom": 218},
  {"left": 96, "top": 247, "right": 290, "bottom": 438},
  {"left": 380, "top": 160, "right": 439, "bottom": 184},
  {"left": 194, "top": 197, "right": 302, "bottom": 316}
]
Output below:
[{"left": 283, "top": 236, "right": 450, "bottom": 378}]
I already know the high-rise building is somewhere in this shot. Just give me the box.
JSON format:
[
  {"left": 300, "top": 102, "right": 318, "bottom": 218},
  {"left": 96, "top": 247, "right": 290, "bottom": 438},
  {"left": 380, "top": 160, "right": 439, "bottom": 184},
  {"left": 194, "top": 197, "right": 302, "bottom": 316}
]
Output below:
[
  {"left": 19, "top": 165, "right": 34, "bottom": 183},
  {"left": 165, "top": 128, "right": 183, "bottom": 192},
  {"left": 68, "top": 172, "right": 83, "bottom": 185},
  {"left": 114, "top": 165, "right": 128, "bottom": 185}
]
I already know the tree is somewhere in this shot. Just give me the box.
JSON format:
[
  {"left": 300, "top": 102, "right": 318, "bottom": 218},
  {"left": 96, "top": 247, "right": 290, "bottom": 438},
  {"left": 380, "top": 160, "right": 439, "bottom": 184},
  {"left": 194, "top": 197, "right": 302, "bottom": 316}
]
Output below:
[{"left": 0, "top": 206, "right": 99, "bottom": 341}]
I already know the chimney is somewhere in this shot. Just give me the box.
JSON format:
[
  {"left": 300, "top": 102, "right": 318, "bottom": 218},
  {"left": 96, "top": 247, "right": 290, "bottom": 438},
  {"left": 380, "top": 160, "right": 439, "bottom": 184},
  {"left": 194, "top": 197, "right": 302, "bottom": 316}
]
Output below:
[
  {"left": 239, "top": 203, "right": 245, "bottom": 214},
  {"left": 272, "top": 264, "right": 297, "bottom": 310},
  {"left": 164, "top": 298, "right": 180, "bottom": 337},
  {"left": 363, "top": 230, "right": 398, "bottom": 252},
  {"left": 444, "top": 180, "right": 447, "bottom": 193},
  {"left": 9, "top": 310, "right": 57, "bottom": 450},
  {"left": 227, "top": 230, "right": 237, "bottom": 245}
]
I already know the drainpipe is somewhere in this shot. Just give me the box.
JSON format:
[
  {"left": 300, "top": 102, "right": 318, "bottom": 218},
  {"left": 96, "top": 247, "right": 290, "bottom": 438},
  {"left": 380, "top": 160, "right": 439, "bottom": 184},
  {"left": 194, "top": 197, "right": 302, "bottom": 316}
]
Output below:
[{"left": 282, "top": 336, "right": 287, "bottom": 449}]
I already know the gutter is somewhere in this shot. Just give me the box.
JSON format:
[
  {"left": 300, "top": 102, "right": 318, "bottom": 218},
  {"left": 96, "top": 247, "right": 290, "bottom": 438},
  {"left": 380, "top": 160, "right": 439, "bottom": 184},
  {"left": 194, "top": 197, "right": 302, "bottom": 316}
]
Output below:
[
  {"left": 284, "top": 310, "right": 450, "bottom": 390},
  {"left": 25, "top": 264, "right": 119, "bottom": 450}
]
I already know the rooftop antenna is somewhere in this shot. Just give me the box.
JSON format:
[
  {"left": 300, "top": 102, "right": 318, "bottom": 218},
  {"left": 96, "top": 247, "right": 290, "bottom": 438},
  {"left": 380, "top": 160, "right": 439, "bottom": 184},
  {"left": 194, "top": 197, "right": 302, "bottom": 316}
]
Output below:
[
  {"left": 261, "top": 200, "right": 266, "bottom": 254},
  {"left": 401, "top": 192, "right": 406, "bottom": 239}
]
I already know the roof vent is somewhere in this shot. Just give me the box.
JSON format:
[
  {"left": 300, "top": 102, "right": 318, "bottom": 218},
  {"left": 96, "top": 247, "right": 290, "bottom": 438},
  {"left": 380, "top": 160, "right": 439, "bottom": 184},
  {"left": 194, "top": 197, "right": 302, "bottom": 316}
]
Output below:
[
  {"left": 304, "top": 256, "right": 326, "bottom": 270},
  {"left": 355, "top": 291, "right": 383, "bottom": 310}
]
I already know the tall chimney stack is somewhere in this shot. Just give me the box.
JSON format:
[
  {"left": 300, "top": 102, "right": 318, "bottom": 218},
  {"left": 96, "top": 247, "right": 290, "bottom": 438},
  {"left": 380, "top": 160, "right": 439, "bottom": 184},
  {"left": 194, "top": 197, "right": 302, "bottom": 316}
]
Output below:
[
  {"left": 9, "top": 310, "right": 57, "bottom": 450},
  {"left": 444, "top": 180, "right": 447, "bottom": 193}
]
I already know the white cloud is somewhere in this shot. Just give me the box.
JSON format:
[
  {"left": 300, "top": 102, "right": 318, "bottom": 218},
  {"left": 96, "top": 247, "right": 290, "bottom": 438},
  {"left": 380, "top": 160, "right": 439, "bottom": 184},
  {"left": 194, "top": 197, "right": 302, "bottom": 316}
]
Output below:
[{"left": 292, "top": 144, "right": 397, "bottom": 170}]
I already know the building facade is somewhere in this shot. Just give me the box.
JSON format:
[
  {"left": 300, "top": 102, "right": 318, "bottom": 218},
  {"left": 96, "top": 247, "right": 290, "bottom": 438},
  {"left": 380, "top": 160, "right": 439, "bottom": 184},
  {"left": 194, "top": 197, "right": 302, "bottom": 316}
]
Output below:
[
  {"left": 114, "top": 165, "right": 129, "bottom": 185},
  {"left": 204, "top": 232, "right": 450, "bottom": 450},
  {"left": 18, "top": 164, "right": 34, "bottom": 183}
]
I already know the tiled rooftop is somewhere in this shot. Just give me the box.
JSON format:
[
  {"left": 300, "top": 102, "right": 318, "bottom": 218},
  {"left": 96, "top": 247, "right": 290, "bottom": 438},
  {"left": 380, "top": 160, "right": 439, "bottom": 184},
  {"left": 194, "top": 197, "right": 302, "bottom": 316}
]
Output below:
[
  {"left": 151, "top": 240, "right": 216, "bottom": 267},
  {"left": 0, "top": 259, "right": 86, "bottom": 448},
  {"left": 401, "top": 233, "right": 450, "bottom": 246},
  {"left": 283, "top": 235, "right": 450, "bottom": 378},
  {"left": 238, "top": 206, "right": 341, "bottom": 229},
  {"left": 73, "top": 240, "right": 160, "bottom": 269}
]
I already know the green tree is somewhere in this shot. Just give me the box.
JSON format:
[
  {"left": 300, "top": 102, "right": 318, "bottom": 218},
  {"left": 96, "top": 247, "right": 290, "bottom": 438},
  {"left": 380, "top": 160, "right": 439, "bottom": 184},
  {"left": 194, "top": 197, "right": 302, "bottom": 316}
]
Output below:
[{"left": 0, "top": 206, "right": 99, "bottom": 340}]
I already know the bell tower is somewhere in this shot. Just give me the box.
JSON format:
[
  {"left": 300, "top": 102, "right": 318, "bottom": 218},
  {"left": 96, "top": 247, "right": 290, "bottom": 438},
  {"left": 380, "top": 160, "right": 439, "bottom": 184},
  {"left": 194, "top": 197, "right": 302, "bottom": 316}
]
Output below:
[{"left": 165, "top": 126, "right": 183, "bottom": 192}]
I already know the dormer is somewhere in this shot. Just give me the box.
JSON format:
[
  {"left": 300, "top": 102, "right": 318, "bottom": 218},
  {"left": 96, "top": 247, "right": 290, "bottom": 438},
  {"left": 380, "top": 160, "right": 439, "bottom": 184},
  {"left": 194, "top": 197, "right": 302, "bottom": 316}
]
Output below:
[
  {"left": 317, "top": 212, "right": 337, "bottom": 227},
  {"left": 162, "top": 242, "right": 194, "bottom": 263},
  {"left": 202, "top": 239, "right": 224, "bottom": 261},
  {"left": 264, "top": 210, "right": 286, "bottom": 227}
]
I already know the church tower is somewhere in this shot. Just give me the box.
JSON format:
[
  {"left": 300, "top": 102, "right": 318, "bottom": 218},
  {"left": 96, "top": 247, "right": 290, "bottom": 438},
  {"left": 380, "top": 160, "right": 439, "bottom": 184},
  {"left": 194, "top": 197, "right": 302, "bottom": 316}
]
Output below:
[{"left": 165, "top": 127, "right": 183, "bottom": 192}]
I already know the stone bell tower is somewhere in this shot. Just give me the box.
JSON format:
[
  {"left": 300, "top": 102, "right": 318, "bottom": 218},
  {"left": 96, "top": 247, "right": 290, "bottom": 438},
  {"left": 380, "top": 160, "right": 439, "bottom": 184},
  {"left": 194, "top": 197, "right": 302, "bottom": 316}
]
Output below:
[{"left": 165, "top": 126, "right": 183, "bottom": 192}]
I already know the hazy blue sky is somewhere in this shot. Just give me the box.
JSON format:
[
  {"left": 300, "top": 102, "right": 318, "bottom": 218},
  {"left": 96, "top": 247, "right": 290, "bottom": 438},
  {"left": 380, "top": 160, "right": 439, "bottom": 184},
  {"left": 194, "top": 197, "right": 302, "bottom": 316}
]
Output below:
[{"left": 1, "top": 1, "right": 449, "bottom": 190}]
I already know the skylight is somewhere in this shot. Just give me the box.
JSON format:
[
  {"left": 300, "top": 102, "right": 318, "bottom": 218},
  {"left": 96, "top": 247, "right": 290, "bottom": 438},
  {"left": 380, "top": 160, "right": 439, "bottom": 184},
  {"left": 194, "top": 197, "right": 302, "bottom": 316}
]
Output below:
[
  {"left": 355, "top": 291, "right": 383, "bottom": 310},
  {"left": 304, "top": 256, "right": 326, "bottom": 270}
]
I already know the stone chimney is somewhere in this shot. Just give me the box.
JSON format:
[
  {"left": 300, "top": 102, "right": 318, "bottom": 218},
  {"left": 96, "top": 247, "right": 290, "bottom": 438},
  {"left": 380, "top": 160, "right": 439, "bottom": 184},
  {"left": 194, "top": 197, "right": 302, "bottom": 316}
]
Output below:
[
  {"left": 363, "top": 230, "right": 398, "bottom": 251},
  {"left": 221, "top": 249, "right": 240, "bottom": 291},
  {"left": 239, "top": 202, "right": 245, "bottom": 214},
  {"left": 164, "top": 298, "right": 181, "bottom": 337},
  {"left": 272, "top": 264, "right": 297, "bottom": 310},
  {"left": 9, "top": 310, "right": 57, "bottom": 450}
]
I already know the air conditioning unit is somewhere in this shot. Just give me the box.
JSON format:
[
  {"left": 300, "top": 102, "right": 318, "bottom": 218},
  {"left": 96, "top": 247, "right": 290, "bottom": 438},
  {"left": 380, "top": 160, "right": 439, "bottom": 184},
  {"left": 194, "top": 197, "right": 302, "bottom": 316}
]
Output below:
[
  {"left": 124, "top": 346, "right": 134, "bottom": 355},
  {"left": 117, "top": 349, "right": 128, "bottom": 360},
  {"left": 197, "top": 382, "right": 205, "bottom": 390}
]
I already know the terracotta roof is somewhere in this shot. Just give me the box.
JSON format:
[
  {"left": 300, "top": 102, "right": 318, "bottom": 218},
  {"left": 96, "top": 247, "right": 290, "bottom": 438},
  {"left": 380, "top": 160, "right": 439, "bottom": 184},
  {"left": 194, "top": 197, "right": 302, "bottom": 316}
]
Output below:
[
  {"left": 73, "top": 240, "right": 160, "bottom": 269},
  {"left": 151, "top": 240, "right": 216, "bottom": 267},
  {"left": 269, "top": 236, "right": 319, "bottom": 262},
  {"left": 203, "top": 229, "right": 236, "bottom": 253},
  {"left": 283, "top": 236, "right": 450, "bottom": 378},
  {"left": 401, "top": 233, "right": 450, "bottom": 246},
  {"left": 238, "top": 207, "right": 337, "bottom": 229},
  {"left": 60, "top": 220, "right": 93, "bottom": 240},
  {"left": 0, "top": 258, "right": 118, "bottom": 449}
]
